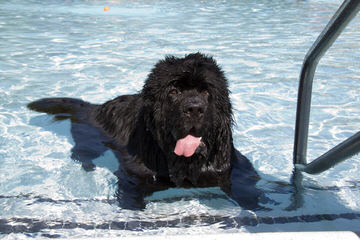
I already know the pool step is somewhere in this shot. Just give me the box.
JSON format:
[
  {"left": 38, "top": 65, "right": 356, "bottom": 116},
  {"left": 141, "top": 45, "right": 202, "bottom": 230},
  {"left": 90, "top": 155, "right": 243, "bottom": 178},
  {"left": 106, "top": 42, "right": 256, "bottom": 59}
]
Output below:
[{"left": 119, "top": 232, "right": 359, "bottom": 240}]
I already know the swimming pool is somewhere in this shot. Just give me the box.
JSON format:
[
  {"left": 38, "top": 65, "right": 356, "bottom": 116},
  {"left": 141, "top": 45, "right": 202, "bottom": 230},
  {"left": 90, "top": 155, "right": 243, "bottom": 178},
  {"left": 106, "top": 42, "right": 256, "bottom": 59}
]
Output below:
[{"left": 0, "top": 0, "right": 359, "bottom": 238}]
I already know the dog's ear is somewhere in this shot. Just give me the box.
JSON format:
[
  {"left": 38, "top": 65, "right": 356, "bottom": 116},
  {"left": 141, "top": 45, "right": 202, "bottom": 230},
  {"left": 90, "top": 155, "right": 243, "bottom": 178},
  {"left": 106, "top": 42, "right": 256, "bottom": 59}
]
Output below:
[
  {"left": 142, "top": 96, "right": 160, "bottom": 139},
  {"left": 212, "top": 121, "right": 232, "bottom": 173},
  {"left": 127, "top": 107, "right": 169, "bottom": 175},
  {"left": 204, "top": 88, "right": 233, "bottom": 174}
]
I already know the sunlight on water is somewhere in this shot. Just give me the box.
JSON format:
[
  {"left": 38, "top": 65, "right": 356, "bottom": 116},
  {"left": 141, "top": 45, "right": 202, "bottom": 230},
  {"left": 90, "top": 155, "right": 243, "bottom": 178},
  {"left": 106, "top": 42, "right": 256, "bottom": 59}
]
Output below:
[{"left": 0, "top": 0, "right": 359, "bottom": 238}]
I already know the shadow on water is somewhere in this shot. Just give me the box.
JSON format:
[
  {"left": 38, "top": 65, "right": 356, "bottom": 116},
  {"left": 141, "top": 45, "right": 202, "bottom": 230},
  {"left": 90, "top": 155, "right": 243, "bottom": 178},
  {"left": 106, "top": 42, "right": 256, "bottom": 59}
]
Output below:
[
  {"left": 7, "top": 114, "right": 357, "bottom": 235},
  {"left": 28, "top": 114, "right": 360, "bottom": 212}
]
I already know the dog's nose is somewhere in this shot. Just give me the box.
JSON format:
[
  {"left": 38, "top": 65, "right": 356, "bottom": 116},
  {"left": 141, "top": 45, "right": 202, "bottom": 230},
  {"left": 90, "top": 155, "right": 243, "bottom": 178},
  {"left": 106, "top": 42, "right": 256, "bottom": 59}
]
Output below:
[{"left": 184, "top": 102, "right": 205, "bottom": 119}]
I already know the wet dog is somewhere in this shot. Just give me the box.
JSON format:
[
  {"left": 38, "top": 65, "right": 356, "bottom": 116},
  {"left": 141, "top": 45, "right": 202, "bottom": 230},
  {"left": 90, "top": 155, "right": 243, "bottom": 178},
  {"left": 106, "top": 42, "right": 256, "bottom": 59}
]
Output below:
[{"left": 28, "top": 53, "right": 261, "bottom": 209}]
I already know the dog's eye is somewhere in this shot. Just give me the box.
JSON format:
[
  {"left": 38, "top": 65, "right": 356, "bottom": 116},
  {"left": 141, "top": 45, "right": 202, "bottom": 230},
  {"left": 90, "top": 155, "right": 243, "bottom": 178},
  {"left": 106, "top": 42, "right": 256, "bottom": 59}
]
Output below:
[
  {"left": 169, "top": 89, "right": 179, "bottom": 95},
  {"left": 202, "top": 90, "right": 209, "bottom": 95}
]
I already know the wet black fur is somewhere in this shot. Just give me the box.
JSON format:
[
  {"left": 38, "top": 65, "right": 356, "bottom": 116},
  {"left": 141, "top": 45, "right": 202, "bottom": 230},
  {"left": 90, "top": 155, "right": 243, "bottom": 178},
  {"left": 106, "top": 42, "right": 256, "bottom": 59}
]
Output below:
[{"left": 28, "top": 53, "right": 262, "bottom": 210}]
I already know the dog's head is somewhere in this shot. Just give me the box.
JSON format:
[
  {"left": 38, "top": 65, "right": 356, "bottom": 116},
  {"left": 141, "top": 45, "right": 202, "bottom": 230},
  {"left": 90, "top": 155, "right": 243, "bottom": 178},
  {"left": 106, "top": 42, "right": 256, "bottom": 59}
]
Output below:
[{"left": 141, "top": 53, "right": 233, "bottom": 184}]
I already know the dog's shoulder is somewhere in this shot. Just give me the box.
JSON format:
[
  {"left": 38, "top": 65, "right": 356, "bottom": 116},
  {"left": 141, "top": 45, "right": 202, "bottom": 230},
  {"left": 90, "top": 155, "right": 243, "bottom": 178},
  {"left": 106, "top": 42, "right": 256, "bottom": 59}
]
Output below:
[{"left": 93, "top": 94, "right": 143, "bottom": 144}]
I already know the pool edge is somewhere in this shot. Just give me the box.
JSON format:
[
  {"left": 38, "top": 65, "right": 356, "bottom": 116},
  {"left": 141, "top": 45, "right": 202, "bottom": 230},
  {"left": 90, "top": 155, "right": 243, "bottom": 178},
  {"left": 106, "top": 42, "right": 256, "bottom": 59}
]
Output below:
[{"left": 85, "top": 231, "right": 359, "bottom": 240}]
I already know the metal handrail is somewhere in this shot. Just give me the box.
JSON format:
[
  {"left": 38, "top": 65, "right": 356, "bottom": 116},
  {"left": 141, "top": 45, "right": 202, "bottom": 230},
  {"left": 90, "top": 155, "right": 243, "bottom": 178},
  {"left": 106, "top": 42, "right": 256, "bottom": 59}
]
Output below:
[{"left": 293, "top": 0, "right": 360, "bottom": 173}]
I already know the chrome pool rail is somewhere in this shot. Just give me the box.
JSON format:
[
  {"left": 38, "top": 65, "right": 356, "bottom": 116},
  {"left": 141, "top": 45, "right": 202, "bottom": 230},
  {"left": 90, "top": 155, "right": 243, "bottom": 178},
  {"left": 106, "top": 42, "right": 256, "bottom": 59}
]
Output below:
[{"left": 293, "top": 0, "right": 360, "bottom": 174}]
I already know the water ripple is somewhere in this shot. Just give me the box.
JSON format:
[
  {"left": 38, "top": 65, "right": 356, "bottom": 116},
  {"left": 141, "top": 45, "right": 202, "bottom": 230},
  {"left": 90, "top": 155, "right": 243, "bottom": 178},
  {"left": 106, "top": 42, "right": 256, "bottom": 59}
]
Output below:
[{"left": 0, "top": 0, "right": 359, "bottom": 237}]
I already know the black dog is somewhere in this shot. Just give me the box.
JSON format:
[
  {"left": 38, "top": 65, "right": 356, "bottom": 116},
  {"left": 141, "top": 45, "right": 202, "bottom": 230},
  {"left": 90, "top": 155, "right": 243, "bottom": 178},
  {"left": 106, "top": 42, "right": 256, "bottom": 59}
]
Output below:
[{"left": 28, "top": 53, "right": 262, "bottom": 210}]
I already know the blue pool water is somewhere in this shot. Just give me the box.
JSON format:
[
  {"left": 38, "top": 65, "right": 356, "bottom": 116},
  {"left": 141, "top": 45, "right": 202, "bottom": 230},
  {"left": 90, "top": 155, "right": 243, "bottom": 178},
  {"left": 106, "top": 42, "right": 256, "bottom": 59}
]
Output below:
[{"left": 1, "top": 0, "right": 360, "bottom": 238}]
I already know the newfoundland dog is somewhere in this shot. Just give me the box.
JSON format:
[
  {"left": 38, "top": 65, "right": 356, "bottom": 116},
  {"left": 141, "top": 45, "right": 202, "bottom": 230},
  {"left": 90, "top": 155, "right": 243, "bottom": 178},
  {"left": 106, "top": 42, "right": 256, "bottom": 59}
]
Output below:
[{"left": 28, "top": 53, "right": 262, "bottom": 210}]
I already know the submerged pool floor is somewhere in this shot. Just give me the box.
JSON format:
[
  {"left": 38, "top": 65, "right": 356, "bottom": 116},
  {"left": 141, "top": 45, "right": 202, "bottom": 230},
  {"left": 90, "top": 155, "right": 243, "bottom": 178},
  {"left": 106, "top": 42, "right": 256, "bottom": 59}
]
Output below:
[{"left": 0, "top": 0, "right": 360, "bottom": 238}]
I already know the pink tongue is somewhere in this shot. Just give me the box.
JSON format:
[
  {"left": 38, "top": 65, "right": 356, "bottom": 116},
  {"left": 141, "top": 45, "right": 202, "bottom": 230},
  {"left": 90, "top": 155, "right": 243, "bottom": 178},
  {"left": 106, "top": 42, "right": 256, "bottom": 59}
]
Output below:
[{"left": 174, "top": 135, "right": 201, "bottom": 157}]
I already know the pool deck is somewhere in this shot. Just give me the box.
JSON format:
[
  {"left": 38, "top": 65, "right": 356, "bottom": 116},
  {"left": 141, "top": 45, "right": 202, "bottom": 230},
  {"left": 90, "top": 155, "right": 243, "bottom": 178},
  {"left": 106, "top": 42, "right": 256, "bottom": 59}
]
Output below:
[{"left": 94, "top": 232, "right": 359, "bottom": 240}]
